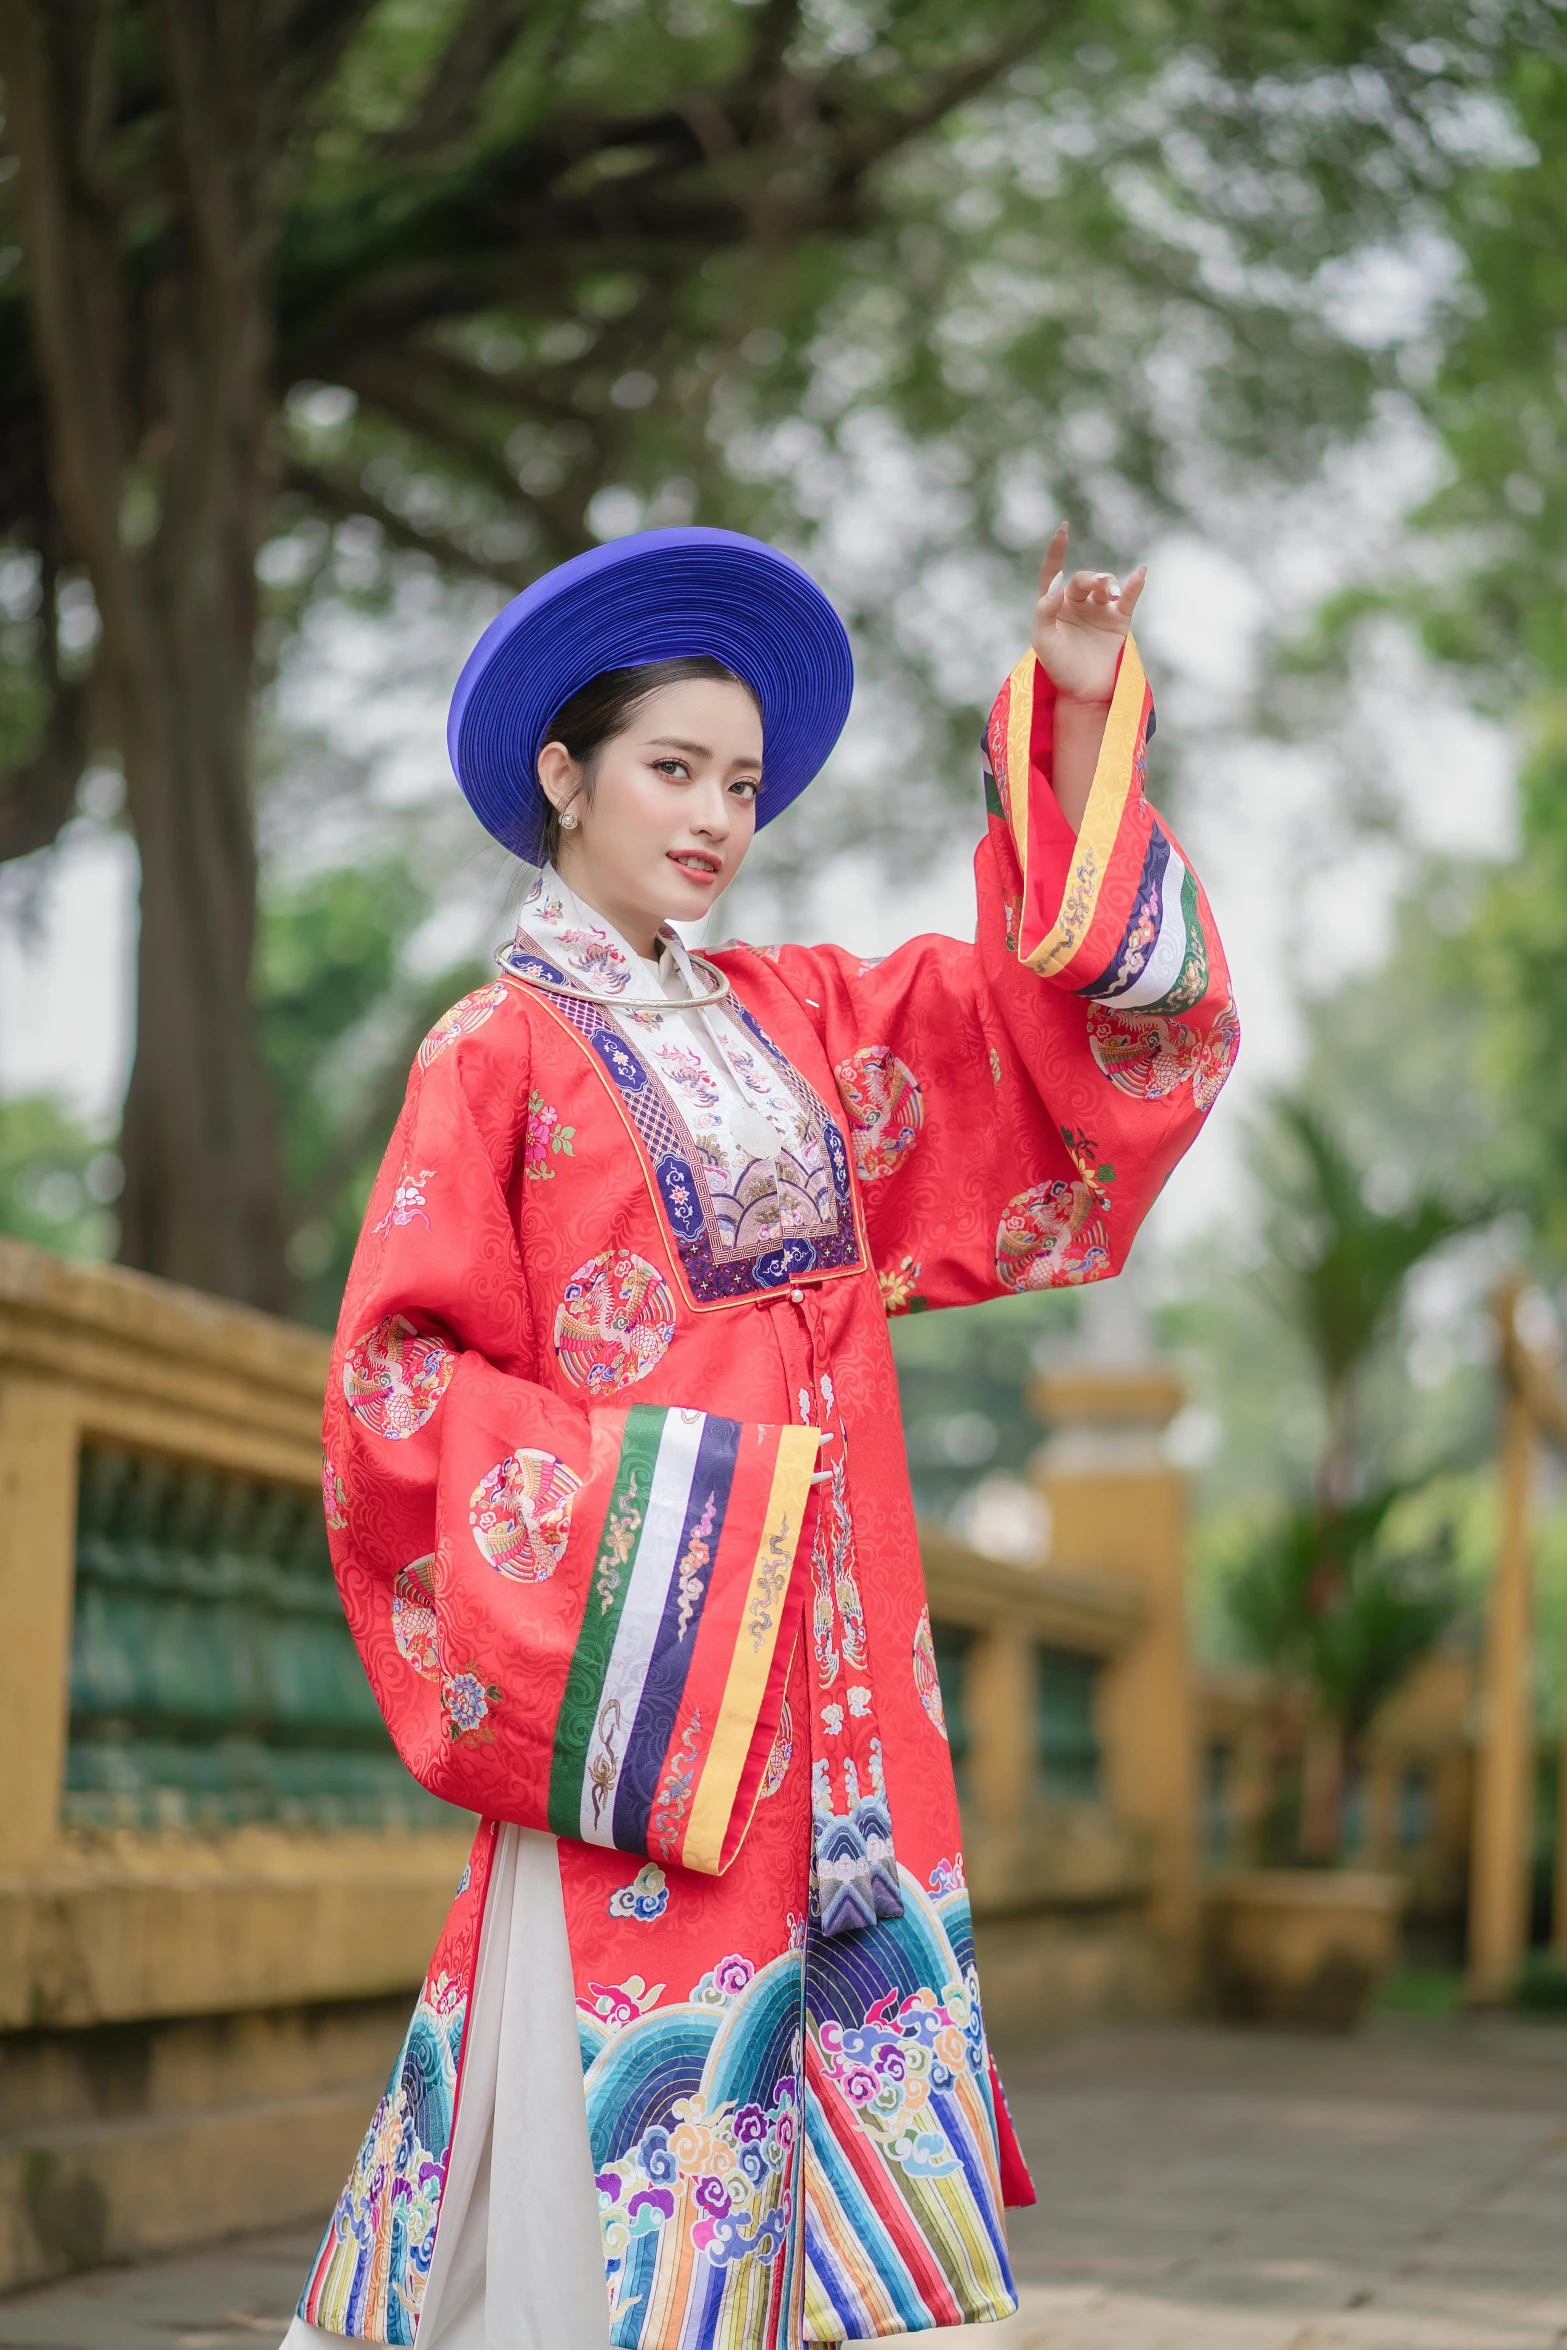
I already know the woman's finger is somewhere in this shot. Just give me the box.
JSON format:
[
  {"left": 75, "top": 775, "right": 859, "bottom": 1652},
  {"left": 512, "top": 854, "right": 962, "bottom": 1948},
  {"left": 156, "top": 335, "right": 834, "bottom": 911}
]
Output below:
[
  {"left": 1037, "top": 522, "right": 1070, "bottom": 601},
  {"left": 1118, "top": 564, "right": 1147, "bottom": 616}
]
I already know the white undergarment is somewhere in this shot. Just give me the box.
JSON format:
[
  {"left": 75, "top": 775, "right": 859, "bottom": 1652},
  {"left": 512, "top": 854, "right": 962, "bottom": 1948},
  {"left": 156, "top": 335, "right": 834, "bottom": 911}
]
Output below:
[{"left": 279, "top": 1826, "right": 608, "bottom": 2349}]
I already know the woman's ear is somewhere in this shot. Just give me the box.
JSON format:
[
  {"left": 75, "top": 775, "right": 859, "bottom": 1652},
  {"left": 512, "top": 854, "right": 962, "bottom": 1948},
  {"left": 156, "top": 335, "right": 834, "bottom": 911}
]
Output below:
[{"left": 537, "top": 740, "right": 579, "bottom": 812}]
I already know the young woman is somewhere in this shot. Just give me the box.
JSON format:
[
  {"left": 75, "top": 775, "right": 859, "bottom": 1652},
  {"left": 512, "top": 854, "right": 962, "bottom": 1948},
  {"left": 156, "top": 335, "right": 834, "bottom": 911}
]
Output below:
[{"left": 283, "top": 525, "right": 1237, "bottom": 2350}]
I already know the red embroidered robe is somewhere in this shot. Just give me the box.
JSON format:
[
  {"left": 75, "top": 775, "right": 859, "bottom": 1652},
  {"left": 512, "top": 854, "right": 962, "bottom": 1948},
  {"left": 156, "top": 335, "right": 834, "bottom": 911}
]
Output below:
[{"left": 298, "top": 640, "right": 1237, "bottom": 2347}]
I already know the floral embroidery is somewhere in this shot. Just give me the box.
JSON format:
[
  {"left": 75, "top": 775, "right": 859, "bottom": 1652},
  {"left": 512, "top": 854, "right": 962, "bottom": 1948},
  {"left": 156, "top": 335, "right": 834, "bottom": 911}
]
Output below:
[
  {"left": 1087, "top": 997, "right": 1239, "bottom": 1114},
  {"left": 649, "top": 1711, "right": 702, "bottom": 1863},
  {"left": 321, "top": 1454, "right": 348, "bottom": 1532},
  {"left": 655, "top": 1043, "right": 722, "bottom": 1110},
  {"left": 847, "top": 1683, "right": 872, "bottom": 1717},
  {"left": 691, "top": 1952, "right": 756, "bottom": 2006},
  {"left": 373, "top": 1167, "right": 434, "bottom": 1234},
  {"left": 821, "top": 1702, "right": 844, "bottom": 1736},
  {"left": 391, "top": 1556, "right": 441, "bottom": 1680},
  {"left": 468, "top": 1448, "right": 582, "bottom": 1581},
  {"left": 761, "top": 1697, "right": 794, "bottom": 1798},
  {"left": 596, "top": 1474, "right": 644, "bottom": 1616},
  {"left": 505, "top": 924, "right": 861, "bottom": 1303},
  {"left": 595, "top": 2077, "right": 797, "bottom": 2283},
  {"left": 587, "top": 1695, "right": 625, "bottom": 1831},
  {"left": 746, "top": 1514, "right": 794, "bottom": 1651},
  {"left": 929, "top": 1855, "right": 967, "bottom": 1897},
  {"left": 989, "top": 1044, "right": 1003, "bottom": 1087},
  {"left": 554, "top": 924, "right": 633, "bottom": 994},
  {"left": 609, "top": 1863, "right": 670, "bottom": 1923},
  {"left": 554, "top": 1250, "right": 676, "bottom": 1393},
  {"left": 878, "top": 1255, "right": 926, "bottom": 1315},
  {"left": 441, "top": 1665, "right": 502, "bottom": 1743},
  {"left": 912, "top": 1605, "right": 947, "bottom": 1739},
  {"left": 524, "top": 1089, "right": 576, "bottom": 1179},
  {"left": 342, "top": 1314, "right": 455, "bottom": 1440},
  {"left": 833, "top": 1045, "right": 925, "bottom": 1181},
  {"left": 418, "top": 982, "right": 508, "bottom": 1067},
  {"left": 995, "top": 1175, "right": 1111, "bottom": 1290},
  {"left": 577, "top": 1974, "right": 664, "bottom": 2030},
  {"left": 676, "top": 1493, "right": 716, "bottom": 1638},
  {"left": 813, "top": 1973, "right": 983, "bottom": 2179}
]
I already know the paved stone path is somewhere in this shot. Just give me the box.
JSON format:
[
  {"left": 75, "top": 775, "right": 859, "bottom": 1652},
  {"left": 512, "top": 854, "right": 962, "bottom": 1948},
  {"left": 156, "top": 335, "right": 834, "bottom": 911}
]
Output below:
[{"left": 2, "top": 2018, "right": 1565, "bottom": 2349}]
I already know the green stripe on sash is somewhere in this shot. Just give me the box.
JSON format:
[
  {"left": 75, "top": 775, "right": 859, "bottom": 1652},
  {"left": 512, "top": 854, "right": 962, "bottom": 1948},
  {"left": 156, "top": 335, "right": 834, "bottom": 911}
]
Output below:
[
  {"left": 1149, "top": 863, "right": 1207, "bottom": 1015},
  {"left": 548, "top": 1405, "right": 668, "bottom": 1838}
]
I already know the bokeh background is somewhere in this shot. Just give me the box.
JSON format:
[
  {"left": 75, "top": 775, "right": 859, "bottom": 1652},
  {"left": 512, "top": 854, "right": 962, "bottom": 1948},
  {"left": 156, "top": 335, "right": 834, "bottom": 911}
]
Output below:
[{"left": 4, "top": 0, "right": 1567, "bottom": 1959}]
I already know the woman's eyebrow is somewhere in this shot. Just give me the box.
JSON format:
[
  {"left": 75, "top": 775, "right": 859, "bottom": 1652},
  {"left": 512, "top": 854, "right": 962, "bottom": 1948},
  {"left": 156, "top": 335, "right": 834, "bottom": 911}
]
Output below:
[{"left": 647, "top": 733, "right": 763, "bottom": 769}]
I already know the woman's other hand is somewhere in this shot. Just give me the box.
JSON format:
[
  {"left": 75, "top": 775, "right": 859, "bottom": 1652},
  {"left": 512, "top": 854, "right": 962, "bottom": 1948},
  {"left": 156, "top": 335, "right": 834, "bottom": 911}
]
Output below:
[
  {"left": 1029, "top": 524, "right": 1146, "bottom": 834},
  {"left": 1029, "top": 523, "right": 1145, "bottom": 704}
]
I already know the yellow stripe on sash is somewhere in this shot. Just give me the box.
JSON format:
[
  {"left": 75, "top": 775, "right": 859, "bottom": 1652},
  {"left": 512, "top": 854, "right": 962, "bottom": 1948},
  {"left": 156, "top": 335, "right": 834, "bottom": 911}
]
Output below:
[
  {"left": 681, "top": 1424, "right": 818, "bottom": 1874},
  {"left": 1024, "top": 633, "right": 1147, "bottom": 978},
  {"left": 1003, "top": 649, "right": 1033, "bottom": 857}
]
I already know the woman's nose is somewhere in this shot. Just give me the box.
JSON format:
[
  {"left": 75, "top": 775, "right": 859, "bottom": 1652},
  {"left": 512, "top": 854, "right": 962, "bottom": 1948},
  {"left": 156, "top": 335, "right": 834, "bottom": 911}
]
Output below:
[{"left": 691, "top": 783, "right": 732, "bottom": 839}]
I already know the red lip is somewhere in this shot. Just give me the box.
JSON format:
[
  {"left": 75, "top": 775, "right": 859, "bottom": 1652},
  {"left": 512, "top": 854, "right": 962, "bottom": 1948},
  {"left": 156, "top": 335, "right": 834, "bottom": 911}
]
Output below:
[{"left": 667, "top": 852, "right": 721, "bottom": 885}]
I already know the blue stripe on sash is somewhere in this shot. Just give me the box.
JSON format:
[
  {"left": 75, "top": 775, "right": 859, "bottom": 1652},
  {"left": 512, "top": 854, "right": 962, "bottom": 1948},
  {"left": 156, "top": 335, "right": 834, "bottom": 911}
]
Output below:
[
  {"left": 612, "top": 1412, "right": 739, "bottom": 1852},
  {"left": 1073, "top": 822, "right": 1169, "bottom": 1002}
]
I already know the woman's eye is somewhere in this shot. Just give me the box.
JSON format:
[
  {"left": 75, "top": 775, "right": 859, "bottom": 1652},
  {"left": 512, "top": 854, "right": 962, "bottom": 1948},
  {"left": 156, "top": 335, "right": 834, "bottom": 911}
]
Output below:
[
  {"left": 732, "top": 778, "right": 760, "bottom": 801},
  {"left": 653, "top": 759, "right": 689, "bottom": 778}
]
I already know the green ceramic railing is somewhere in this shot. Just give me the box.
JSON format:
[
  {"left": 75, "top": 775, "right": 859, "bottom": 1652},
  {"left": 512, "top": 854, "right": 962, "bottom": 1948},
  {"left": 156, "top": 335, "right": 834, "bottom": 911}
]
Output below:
[
  {"left": 1036, "top": 1642, "right": 1102, "bottom": 1802},
  {"left": 66, "top": 1445, "right": 448, "bottom": 1831}
]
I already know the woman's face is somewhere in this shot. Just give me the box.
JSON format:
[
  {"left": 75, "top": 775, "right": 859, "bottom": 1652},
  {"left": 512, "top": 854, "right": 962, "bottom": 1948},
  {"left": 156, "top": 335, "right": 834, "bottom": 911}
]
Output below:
[{"left": 538, "top": 677, "right": 763, "bottom": 954}]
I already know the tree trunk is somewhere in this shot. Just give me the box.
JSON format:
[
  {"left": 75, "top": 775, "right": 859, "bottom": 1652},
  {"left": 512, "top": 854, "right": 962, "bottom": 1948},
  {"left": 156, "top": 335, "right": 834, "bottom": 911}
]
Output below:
[
  {"left": 115, "top": 548, "right": 287, "bottom": 1309},
  {"left": 1299, "top": 1710, "right": 1344, "bottom": 1864},
  {"left": 0, "top": 0, "right": 291, "bottom": 1310}
]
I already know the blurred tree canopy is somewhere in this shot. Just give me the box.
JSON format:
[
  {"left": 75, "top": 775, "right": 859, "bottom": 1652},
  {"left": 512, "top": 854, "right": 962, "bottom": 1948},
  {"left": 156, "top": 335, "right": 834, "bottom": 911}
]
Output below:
[
  {"left": 0, "top": 0, "right": 1557, "bottom": 1311},
  {"left": 1309, "top": 37, "right": 1567, "bottom": 1253}
]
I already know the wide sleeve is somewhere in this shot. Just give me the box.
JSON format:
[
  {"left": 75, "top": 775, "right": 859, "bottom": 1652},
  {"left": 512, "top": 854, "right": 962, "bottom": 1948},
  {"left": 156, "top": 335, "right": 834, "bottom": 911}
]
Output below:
[
  {"left": 744, "top": 636, "right": 1238, "bottom": 1312},
  {"left": 322, "top": 990, "right": 818, "bottom": 1875}
]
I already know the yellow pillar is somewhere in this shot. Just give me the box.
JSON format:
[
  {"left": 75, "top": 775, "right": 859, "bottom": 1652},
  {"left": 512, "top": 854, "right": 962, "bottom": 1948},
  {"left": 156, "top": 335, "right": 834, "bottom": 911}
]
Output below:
[
  {"left": 1032, "top": 1373, "right": 1197, "bottom": 1989},
  {"left": 963, "top": 1629, "right": 1032, "bottom": 1835},
  {"left": 1467, "top": 1384, "right": 1535, "bottom": 2002},
  {"left": 0, "top": 1372, "right": 79, "bottom": 1873}
]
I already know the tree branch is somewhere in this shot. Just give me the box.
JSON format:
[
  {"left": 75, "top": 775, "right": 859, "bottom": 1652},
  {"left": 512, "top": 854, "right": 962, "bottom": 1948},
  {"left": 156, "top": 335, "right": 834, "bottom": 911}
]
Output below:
[
  {"left": 287, "top": 990, "right": 468, "bottom": 1224},
  {"left": 282, "top": 455, "right": 538, "bottom": 589},
  {"left": 0, "top": 673, "right": 91, "bottom": 862},
  {"left": 381, "top": 0, "right": 539, "bottom": 157},
  {"left": 822, "top": 19, "right": 1066, "bottom": 178}
]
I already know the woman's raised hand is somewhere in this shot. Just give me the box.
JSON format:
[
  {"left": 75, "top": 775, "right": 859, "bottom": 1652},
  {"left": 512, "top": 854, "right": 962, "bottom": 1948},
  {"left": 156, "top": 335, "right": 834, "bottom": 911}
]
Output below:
[{"left": 1029, "top": 523, "right": 1145, "bottom": 707}]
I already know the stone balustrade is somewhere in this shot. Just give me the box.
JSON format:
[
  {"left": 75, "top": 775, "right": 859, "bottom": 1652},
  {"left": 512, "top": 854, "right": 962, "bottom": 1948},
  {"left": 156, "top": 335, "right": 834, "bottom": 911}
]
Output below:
[{"left": 0, "top": 1239, "right": 1199, "bottom": 2291}]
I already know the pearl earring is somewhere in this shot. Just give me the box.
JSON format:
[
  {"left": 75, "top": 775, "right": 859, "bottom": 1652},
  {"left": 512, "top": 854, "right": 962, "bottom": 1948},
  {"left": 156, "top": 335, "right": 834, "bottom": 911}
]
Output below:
[{"left": 560, "top": 809, "right": 579, "bottom": 830}]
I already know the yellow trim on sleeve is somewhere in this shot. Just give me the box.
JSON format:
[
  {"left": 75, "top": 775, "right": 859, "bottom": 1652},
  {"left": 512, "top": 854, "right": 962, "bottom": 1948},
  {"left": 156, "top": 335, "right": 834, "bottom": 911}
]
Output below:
[
  {"left": 681, "top": 1424, "right": 819, "bottom": 1875},
  {"left": 1003, "top": 650, "right": 1034, "bottom": 872},
  {"left": 1023, "top": 634, "right": 1147, "bottom": 979}
]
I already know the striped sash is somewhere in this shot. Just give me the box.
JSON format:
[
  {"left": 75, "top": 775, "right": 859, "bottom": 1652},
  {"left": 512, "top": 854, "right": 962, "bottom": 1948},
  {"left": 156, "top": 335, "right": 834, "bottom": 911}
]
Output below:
[{"left": 547, "top": 1404, "right": 816, "bottom": 1875}]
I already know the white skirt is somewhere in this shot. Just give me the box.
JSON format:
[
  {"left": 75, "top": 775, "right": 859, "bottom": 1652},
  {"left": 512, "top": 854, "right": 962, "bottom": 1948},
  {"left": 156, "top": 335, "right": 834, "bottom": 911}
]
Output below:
[{"left": 280, "top": 1825, "right": 609, "bottom": 2350}]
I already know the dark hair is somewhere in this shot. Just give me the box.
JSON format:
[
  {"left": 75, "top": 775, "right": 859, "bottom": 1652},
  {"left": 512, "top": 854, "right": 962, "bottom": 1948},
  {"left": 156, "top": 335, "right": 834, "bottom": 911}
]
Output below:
[{"left": 537, "top": 655, "right": 760, "bottom": 865}]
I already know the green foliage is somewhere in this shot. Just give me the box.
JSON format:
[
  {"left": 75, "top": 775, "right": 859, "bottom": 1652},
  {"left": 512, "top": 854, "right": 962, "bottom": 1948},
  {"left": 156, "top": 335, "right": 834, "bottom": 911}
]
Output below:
[
  {"left": 1258, "top": 1098, "right": 1492, "bottom": 1420},
  {"left": 0, "top": 1095, "right": 119, "bottom": 1259},
  {"left": 1215, "top": 1098, "right": 1475, "bottom": 1756},
  {"left": 890, "top": 1286, "right": 1078, "bottom": 1520},
  {"left": 1335, "top": 34, "right": 1567, "bottom": 1255},
  {"left": 254, "top": 861, "right": 487, "bottom": 1328},
  {"left": 1226, "top": 1483, "right": 1457, "bottom": 1739}
]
